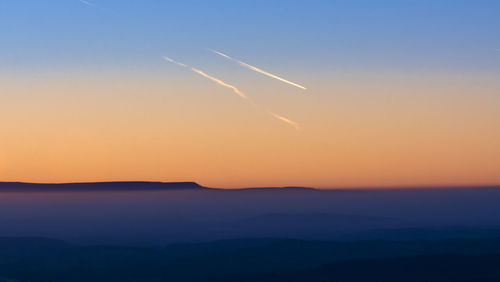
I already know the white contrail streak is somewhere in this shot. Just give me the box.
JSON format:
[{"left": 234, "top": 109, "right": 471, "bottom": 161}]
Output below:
[
  {"left": 209, "top": 49, "right": 307, "bottom": 90},
  {"left": 268, "top": 111, "right": 300, "bottom": 131},
  {"left": 78, "top": 0, "right": 95, "bottom": 7},
  {"left": 163, "top": 56, "right": 300, "bottom": 130},
  {"left": 163, "top": 56, "right": 248, "bottom": 100},
  {"left": 77, "top": 0, "right": 116, "bottom": 15},
  {"left": 190, "top": 68, "right": 248, "bottom": 100},
  {"left": 163, "top": 56, "right": 187, "bottom": 67}
]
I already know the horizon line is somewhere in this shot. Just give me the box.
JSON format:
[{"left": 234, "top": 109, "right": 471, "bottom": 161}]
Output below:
[{"left": 1, "top": 180, "right": 499, "bottom": 191}]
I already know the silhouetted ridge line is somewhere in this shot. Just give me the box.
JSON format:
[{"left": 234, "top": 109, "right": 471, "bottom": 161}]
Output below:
[
  {"left": 0, "top": 181, "right": 208, "bottom": 192},
  {"left": 1, "top": 182, "right": 499, "bottom": 192},
  {"left": 235, "top": 186, "right": 318, "bottom": 191}
]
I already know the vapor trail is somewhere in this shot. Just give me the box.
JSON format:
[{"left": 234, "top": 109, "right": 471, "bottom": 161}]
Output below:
[
  {"left": 190, "top": 68, "right": 248, "bottom": 100},
  {"left": 268, "top": 111, "right": 300, "bottom": 131},
  {"left": 209, "top": 49, "right": 307, "bottom": 90},
  {"left": 163, "top": 56, "right": 248, "bottom": 100},
  {"left": 78, "top": 0, "right": 95, "bottom": 7},
  {"left": 163, "top": 56, "right": 187, "bottom": 67},
  {"left": 163, "top": 56, "right": 300, "bottom": 130}
]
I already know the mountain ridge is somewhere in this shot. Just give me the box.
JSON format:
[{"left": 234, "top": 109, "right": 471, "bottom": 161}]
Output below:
[
  {"left": 0, "top": 181, "right": 207, "bottom": 191},
  {"left": 0, "top": 181, "right": 499, "bottom": 192}
]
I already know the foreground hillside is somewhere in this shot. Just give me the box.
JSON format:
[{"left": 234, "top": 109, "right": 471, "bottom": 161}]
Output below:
[{"left": 1, "top": 237, "right": 500, "bottom": 281}]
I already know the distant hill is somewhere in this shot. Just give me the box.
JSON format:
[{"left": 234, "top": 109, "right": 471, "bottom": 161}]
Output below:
[
  {"left": 0, "top": 181, "right": 207, "bottom": 192},
  {"left": 1, "top": 183, "right": 500, "bottom": 244},
  {"left": 1, "top": 181, "right": 499, "bottom": 193},
  {"left": 234, "top": 186, "right": 318, "bottom": 191},
  {"left": 0, "top": 182, "right": 323, "bottom": 192}
]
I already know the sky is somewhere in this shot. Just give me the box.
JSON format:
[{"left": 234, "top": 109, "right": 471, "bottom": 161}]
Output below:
[{"left": 0, "top": 0, "right": 499, "bottom": 188}]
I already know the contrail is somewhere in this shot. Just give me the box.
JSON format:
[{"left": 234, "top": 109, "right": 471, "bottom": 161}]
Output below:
[
  {"left": 268, "top": 111, "right": 300, "bottom": 131},
  {"left": 190, "top": 68, "right": 248, "bottom": 100},
  {"left": 163, "top": 56, "right": 300, "bottom": 130},
  {"left": 163, "top": 56, "right": 248, "bottom": 100},
  {"left": 78, "top": 0, "right": 96, "bottom": 7},
  {"left": 209, "top": 49, "right": 307, "bottom": 90},
  {"left": 163, "top": 56, "right": 187, "bottom": 67},
  {"left": 77, "top": 0, "right": 116, "bottom": 15}
]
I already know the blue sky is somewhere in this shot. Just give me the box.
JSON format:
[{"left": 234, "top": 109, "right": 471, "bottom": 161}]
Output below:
[{"left": 1, "top": 0, "right": 499, "bottom": 73}]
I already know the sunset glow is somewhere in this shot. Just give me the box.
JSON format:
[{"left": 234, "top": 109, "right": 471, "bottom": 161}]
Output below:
[{"left": 0, "top": 1, "right": 499, "bottom": 188}]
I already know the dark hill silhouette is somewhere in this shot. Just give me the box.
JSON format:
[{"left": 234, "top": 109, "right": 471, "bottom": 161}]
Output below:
[
  {"left": 0, "top": 181, "right": 207, "bottom": 192},
  {"left": 0, "top": 182, "right": 323, "bottom": 192},
  {"left": 1, "top": 182, "right": 499, "bottom": 193},
  {"left": 2, "top": 237, "right": 500, "bottom": 281},
  {"left": 234, "top": 186, "right": 318, "bottom": 191},
  {"left": 215, "top": 254, "right": 500, "bottom": 282}
]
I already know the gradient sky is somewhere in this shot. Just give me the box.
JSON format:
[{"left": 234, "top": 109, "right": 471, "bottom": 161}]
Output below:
[{"left": 1, "top": 0, "right": 499, "bottom": 188}]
